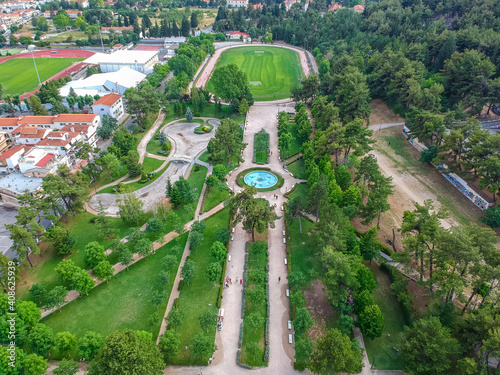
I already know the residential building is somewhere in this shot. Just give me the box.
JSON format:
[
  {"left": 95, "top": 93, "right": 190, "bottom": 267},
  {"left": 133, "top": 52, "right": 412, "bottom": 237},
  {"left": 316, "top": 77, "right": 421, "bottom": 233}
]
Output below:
[
  {"left": 0, "top": 132, "right": 9, "bottom": 154},
  {"left": 0, "top": 114, "right": 101, "bottom": 134},
  {"left": 353, "top": 4, "right": 364, "bottom": 13},
  {"left": 0, "top": 172, "right": 43, "bottom": 206},
  {"left": 12, "top": 126, "right": 50, "bottom": 145},
  {"left": 328, "top": 3, "right": 342, "bottom": 12},
  {"left": 91, "top": 94, "right": 124, "bottom": 120},
  {"left": 227, "top": 0, "right": 248, "bottom": 7},
  {"left": 60, "top": 124, "right": 97, "bottom": 147},
  {"left": 59, "top": 67, "right": 146, "bottom": 97},
  {"left": 225, "top": 31, "right": 251, "bottom": 43},
  {"left": 83, "top": 50, "right": 159, "bottom": 73},
  {"left": 18, "top": 147, "right": 69, "bottom": 176},
  {"left": 0, "top": 144, "right": 30, "bottom": 174}
]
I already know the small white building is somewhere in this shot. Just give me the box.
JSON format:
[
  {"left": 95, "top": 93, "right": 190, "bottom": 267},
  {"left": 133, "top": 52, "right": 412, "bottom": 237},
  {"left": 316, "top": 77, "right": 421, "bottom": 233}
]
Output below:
[
  {"left": 0, "top": 144, "right": 29, "bottom": 174},
  {"left": 227, "top": 0, "right": 248, "bottom": 7},
  {"left": 91, "top": 94, "right": 124, "bottom": 120},
  {"left": 226, "top": 31, "right": 251, "bottom": 43},
  {"left": 83, "top": 50, "right": 159, "bottom": 74}
]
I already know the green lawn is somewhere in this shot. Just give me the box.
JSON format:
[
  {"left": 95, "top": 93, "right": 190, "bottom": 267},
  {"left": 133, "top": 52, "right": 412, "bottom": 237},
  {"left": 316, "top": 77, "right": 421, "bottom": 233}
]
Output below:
[
  {"left": 44, "top": 30, "right": 88, "bottom": 43},
  {"left": 0, "top": 58, "right": 83, "bottom": 96},
  {"left": 18, "top": 212, "right": 138, "bottom": 300},
  {"left": 191, "top": 103, "right": 246, "bottom": 124},
  {"left": 207, "top": 46, "right": 303, "bottom": 101},
  {"left": 241, "top": 239, "right": 268, "bottom": 367},
  {"left": 42, "top": 234, "right": 189, "bottom": 341},
  {"left": 199, "top": 150, "right": 241, "bottom": 171},
  {"left": 287, "top": 182, "right": 309, "bottom": 202},
  {"left": 97, "top": 163, "right": 128, "bottom": 188},
  {"left": 286, "top": 216, "right": 320, "bottom": 285},
  {"left": 364, "top": 263, "right": 406, "bottom": 370},
  {"left": 142, "top": 157, "right": 164, "bottom": 173},
  {"left": 170, "top": 209, "right": 230, "bottom": 365},
  {"left": 286, "top": 122, "right": 302, "bottom": 159},
  {"left": 287, "top": 158, "right": 307, "bottom": 179},
  {"left": 203, "top": 187, "right": 230, "bottom": 213}
]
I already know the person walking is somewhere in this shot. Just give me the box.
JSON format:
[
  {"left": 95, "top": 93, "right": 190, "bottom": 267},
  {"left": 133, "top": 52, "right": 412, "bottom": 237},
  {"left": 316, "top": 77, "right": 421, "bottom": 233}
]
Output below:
[{"left": 278, "top": 276, "right": 281, "bottom": 283}]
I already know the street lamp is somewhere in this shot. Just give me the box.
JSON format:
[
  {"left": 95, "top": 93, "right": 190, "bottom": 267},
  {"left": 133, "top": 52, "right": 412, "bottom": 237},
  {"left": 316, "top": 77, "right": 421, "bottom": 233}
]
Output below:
[{"left": 28, "top": 45, "right": 41, "bottom": 88}]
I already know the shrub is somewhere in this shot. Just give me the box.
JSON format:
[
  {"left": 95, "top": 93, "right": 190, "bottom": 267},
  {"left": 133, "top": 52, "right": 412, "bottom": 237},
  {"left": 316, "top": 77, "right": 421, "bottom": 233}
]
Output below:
[
  {"left": 238, "top": 322, "right": 244, "bottom": 348},
  {"left": 177, "top": 279, "right": 185, "bottom": 291}
]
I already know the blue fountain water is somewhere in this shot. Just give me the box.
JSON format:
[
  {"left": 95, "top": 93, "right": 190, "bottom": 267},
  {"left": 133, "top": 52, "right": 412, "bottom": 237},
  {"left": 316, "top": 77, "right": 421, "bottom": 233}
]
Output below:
[{"left": 244, "top": 171, "right": 278, "bottom": 188}]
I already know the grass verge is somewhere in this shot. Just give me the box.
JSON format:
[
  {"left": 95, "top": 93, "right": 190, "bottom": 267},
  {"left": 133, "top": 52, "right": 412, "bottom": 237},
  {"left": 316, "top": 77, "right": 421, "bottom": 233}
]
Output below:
[
  {"left": 170, "top": 209, "right": 230, "bottom": 365},
  {"left": 363, "top": 262, "right": 406, "bottom": 370},
  {"left": 202, "top": 186, "right": 230, "bottom": 213},
  {"left": 42, "top": 234, "right": 189, "bottom": 341}
]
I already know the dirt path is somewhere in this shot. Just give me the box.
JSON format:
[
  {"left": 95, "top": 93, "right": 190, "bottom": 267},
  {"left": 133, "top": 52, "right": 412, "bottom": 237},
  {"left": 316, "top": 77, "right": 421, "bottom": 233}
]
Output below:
[{"left": 359, "top": 126, "right": 484, "bottom": 251}]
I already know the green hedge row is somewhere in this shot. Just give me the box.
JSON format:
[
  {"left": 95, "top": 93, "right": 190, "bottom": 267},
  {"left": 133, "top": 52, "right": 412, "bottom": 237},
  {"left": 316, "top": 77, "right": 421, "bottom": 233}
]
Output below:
[
  {"left": 241, "top": 242, "right": 249, "bottom": 319},
  {"left": 253, "top": 129, "right": 269, "bottom": 164},
  {"left": 264, "top": 318, "right": 270, "bottom": 362},
  {"left": 238, "top": 321, "right": 244, "bottom": 348},
  {"left": 236, "top": 350, "right": 252, "bottom": 369}
]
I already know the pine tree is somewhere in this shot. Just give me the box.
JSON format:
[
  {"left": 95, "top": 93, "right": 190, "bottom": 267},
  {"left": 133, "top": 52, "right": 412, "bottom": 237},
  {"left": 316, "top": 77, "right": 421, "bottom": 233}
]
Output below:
[
  {"left": 185, "top": 107, "right": 193, "bottom": 122},
  {"left": 172, "top": 21, "right": 179, "bottom": 37},
  {"left": 181, "top": 17, "right": 190, "bottom": 37},
  {"left": 170, "top": 186, "right": 182, "bottom": 207},
  {"left": 165, "top": 178, "right": 172, "bottom": 198}
]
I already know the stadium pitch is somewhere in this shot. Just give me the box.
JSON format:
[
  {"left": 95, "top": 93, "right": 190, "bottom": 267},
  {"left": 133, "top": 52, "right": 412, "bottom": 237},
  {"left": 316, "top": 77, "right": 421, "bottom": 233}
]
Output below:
[
  {"left": 207, "top": 46, "right": 304, "bottom": 101},
  {"left": 0, "top": 58, "right": 83, "bottom": 96}
]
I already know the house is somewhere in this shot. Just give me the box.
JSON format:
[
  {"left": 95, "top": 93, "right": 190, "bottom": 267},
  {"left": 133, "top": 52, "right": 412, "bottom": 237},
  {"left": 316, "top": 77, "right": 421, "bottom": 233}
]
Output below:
[
  {"left": 328, "top": 3, "right": 342, "bottom": 12},
  {"left": 227, "top": 0, "right": 248, "bottom": 7},
  {"left": 353, "top": 4, "right": 364, "bottom": 13},
  {"left": 17, "top": 147, "right": 69, "bottom": 176},
  {"left": 60, "top": 124, "right": 97, "bottom": 147},
  {"left": 0, "top": 132, "right": 9, "bottom": 154},
  {"left": 225, "top": 31, "right": 251, "bottom": 43},
  {"left": 12, "top": 126, "right": 50, "bottom": 145},
  {"left": 0, "top": 114, "right": 101, "bottom": 134},
  {"left": 91, "top": 94, "right": 124, "bottom": 120},
  {"left": 0, "top": 144, "right": 30, "bottom": 174}
]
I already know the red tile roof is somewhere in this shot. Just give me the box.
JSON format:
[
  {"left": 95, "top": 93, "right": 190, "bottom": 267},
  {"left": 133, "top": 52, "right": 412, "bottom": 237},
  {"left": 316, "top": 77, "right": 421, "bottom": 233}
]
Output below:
[
  {"left": 18, "top": 128, "right": 48, "bottom": 139},
  {"left": 101, "top": 26, "right": 133, "bottom": 31},
  {"left": 229, "top": 32, "right": 250, "bottom": 37},
  {"left": 329, "top": 3, "right": 341, "bottom": 11},
  {"left": 35, "top": 153, "right": 55, "bottom": 167},
  {"left": 353, "top": 4, "right": 364, "bottom": 11},
  {"left": 60, "top": 124, "right": 93, "bottom": 134},
  {"left": 0, "top": 144, "right": 25, "bottom": 160},
  {"left": 36, "top": 138, "right": 70, "bottom": 147},
  {"left": 18, "top": 116, "right": 56, "bottom": 125},
  {"left": 0, "top": 118, "right": 24, "bottom": 127},
  {"left": 55, "top": 114, "right": 99, "bottom": 123},
  {"left": 91, "top": 94, "right": 122, "bottom": 107}
]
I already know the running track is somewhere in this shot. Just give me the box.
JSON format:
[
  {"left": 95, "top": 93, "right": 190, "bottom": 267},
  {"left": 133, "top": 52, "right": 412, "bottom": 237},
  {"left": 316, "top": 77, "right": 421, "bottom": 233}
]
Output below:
[
  {"left": 0, "top": 48, "right": 94, "bottom": 64},
  {"left": 195, "top": 44, "right": 311, "bottom": 90}
]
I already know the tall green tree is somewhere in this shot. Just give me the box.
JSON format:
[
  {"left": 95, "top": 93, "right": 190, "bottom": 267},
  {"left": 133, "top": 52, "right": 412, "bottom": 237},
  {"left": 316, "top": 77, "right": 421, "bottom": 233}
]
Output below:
[
  {"left": 229, "top": 187, "right": 280, "bottom": 241},
  {"left": 400, "top": 317, "right": 460, "bottom": 375},
  {"left": 309, "top": 328, "right": 363, "bottom": 375},
  {"left": 207, "top": 118, "right": 246, "bottom": 167},
  {"left": 88, "top": 330, "right": 165, "bottom": 375}
]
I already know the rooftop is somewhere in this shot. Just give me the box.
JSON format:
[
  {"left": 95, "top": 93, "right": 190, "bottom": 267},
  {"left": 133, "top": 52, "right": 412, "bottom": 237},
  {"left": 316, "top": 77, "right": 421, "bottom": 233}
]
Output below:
[
  {"left": 91, "top": 93, "right": 122, "bottom": 107},
  {"left": 84, "top": 50, "right": 158, "bottom": 65},
  {"left": 0, "top": 144, "right": 25, "bottom": 160},
  {"left": 0, "top": 173, "right": 43, "bottom": 193}
]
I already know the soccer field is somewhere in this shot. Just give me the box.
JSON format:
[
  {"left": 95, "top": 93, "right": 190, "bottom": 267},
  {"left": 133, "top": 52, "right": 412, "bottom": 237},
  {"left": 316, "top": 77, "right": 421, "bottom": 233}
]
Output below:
[
  {"left": 207, "top": 46, "right": 304, "bottom": 101},
  {"left": 0, "top": 58, "right": 83, "bottom": 96}
]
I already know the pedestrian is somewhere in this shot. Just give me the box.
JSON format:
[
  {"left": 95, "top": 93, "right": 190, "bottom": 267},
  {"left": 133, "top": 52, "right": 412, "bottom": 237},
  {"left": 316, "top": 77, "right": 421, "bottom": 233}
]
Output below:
[
  {"left": 240, "top": 279, "right": 242, "bottom": 285},
  {"left": 185, "top": 345, "right": 188, "bottom": 351},
  {"left": 278, "top": 276, "right": 281, "bottom": 283}
]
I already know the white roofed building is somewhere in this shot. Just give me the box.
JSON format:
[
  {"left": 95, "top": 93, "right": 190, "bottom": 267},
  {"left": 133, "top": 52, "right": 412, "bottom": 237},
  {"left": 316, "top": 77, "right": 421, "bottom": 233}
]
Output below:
[
  {"left": 83, "top": 50, "right": 159, "bottom": 74},
  {"left": 59, "top": 67, "right": 146, "bottom": 97}
]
